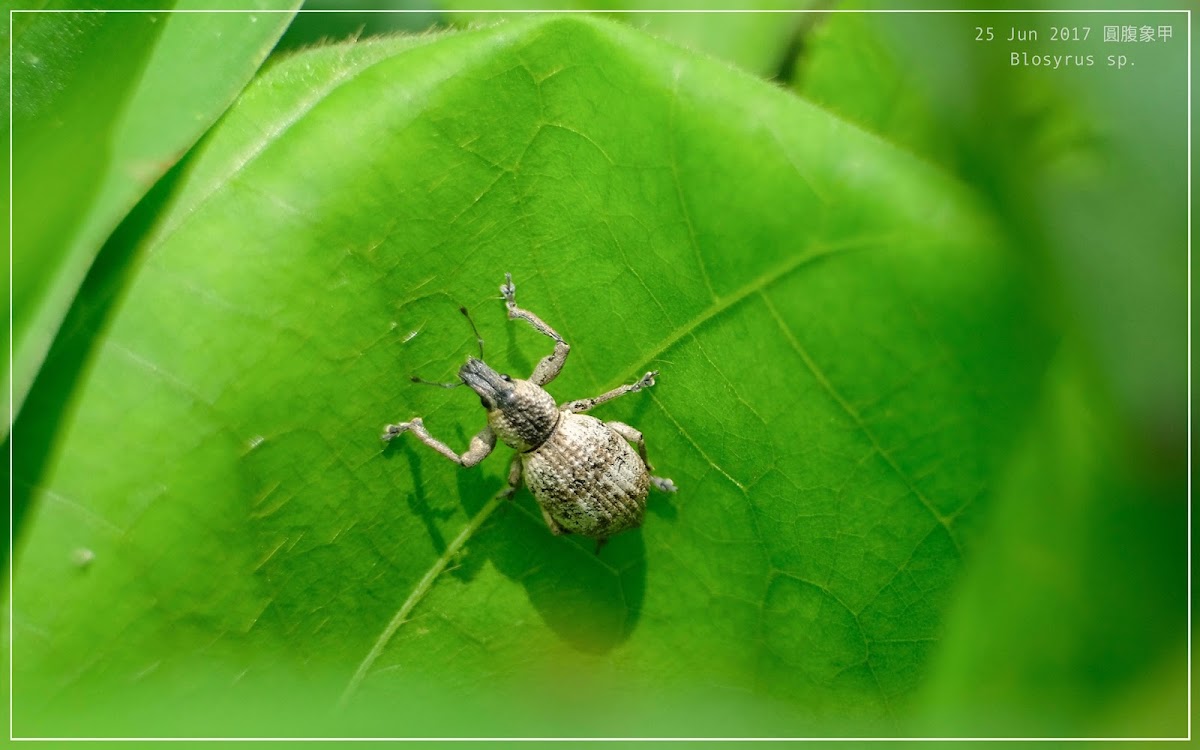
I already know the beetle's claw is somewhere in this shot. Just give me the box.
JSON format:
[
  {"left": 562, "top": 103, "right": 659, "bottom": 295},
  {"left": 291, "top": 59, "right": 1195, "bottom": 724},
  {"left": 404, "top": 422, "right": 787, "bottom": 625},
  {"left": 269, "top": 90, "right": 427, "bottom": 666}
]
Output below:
[
  {"left": 639, "top": 370, "right": 658, "bottom": 389},
  {"left": 651, "top": 476, "right": 678, "bottom": 493},
  {"left": 500, "top": 273, "right": 516, "bottom": 302},
  {"left": 381, "top": 418, "right": 420, "bottom": 442}
]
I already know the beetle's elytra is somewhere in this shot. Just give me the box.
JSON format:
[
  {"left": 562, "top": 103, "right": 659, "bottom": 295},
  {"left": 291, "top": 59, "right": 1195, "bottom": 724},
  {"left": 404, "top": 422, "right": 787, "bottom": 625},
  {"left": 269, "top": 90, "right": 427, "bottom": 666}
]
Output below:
[{"left": 382, "top": 273, "right": 676, "bottom": 543}]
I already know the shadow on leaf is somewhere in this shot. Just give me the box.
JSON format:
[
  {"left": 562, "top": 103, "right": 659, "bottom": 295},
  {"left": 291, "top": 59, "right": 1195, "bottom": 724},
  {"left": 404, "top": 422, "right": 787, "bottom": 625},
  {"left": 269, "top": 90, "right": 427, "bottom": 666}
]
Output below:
[{"left": 482, "top": 490, "right": 647, "bottom": 654}]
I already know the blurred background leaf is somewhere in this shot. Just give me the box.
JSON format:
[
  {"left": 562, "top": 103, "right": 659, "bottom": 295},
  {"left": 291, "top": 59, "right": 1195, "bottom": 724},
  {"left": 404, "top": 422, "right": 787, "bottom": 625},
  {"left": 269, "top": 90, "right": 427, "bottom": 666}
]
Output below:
[
  {"left": 273, "top": 0, "right": 819, "bottom": 79},
  {"left": 7, "top": 3, "right": 1189, "bottom": 741},
  {"left": 273, "top": 0, "right": 441, "bottom": 50},
  {"left": 6, "top": 0, "right": 299, "bottom": 426},
  {"left": 440, "top": 0, "right": 817, "bottom": 79},
  {"left": 795, "top": 5, "right": 1188, "bottom": 736}
]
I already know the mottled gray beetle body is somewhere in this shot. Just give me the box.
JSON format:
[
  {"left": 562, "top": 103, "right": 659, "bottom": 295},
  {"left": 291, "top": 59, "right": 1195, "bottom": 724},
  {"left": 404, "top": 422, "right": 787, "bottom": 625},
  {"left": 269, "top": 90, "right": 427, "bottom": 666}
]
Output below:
[
  {"left": 523, "top": 414, "right": 649, "bottom": 537},
  {"left": 383, "top": 274, "right": 676, "bottom": 543}
]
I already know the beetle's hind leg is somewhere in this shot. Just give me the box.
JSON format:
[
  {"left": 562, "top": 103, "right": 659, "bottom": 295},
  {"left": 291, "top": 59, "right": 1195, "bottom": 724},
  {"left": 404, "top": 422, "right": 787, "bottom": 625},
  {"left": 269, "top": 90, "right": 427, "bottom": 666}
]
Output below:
[
  {"left": 498, "top": 454, "right": 523, "bottom": 500},
  {"left": 501, "top": 273, "right": 571, "bottom": 386},
  {"left": 606, "top": 422, "right": 653, "bottom": 468},
  {"left": 608, "top": 421, "right": 679, "bottom": 493}
]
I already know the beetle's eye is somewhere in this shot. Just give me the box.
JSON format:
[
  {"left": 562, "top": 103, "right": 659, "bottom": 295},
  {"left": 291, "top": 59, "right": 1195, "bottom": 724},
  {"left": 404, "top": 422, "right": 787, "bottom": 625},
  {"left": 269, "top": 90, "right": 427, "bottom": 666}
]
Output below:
[{"left": 501, "top": 374, "right": 512, "bottom": 382}]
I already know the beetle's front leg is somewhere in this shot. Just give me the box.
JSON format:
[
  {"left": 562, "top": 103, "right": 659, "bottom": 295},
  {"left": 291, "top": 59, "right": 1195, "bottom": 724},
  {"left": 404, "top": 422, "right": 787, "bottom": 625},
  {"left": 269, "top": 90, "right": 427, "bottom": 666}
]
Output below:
[
  {"left": 501, "top": 273, "right": 570, "bottom": 386},
  {"left": 381, "top": 418, "right": 496, "bottom": 467}
]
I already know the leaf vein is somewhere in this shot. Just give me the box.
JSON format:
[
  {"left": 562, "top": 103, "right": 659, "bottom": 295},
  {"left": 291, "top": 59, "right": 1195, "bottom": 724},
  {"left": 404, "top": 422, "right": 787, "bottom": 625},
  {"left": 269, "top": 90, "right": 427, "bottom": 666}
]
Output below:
[
  {"left": 759, "top": 292, "right": 964, "bottom": 559},
  {"left": 667, "top": 72, "right": 716, "bottom": 302},
  {"left": 622, "top": 236, "right": 883, "bottom": 386},
  {"left": 339, "top": 490, "right": 506, "bottom": 706},
  {"left": 651, "top": 392, "right": 746, "bottom": 494}
]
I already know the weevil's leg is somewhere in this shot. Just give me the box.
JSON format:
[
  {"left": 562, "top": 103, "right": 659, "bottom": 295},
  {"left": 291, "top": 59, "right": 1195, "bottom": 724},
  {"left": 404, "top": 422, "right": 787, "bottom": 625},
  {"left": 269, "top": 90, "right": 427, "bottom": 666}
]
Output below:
[
  {"left": 538, "top": 504, "right": 570, "bottom": 536},
  {"left": 381, "top": 419, "right": 496, "bottom": 467},
  {"left": 561, "top": 371, "right": 658, "bottom": 414},
  {"left": 501, "top": 273, "right": 570, "bottom": 386},
  {"left": 607, "top": 421, "right": 679, "bottom": 493},
  {"left": 650, "top": 476, "right": 678, "bottom": 493},
  {"left": 605, "top": 421, "right": 654, "bottom": 470},
  {"left": 497, "top": 454, "right": 523, "bottom": 500}
]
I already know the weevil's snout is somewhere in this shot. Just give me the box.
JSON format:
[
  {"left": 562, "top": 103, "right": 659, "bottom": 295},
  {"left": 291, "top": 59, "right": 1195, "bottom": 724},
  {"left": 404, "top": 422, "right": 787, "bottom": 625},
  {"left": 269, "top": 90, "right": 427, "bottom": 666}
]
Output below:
[
  {"left": 460, "top": 357, "right": 559, "bottom": 451},
  {"left": 458, "top": 357, "right": 513, "bottom": 410}
]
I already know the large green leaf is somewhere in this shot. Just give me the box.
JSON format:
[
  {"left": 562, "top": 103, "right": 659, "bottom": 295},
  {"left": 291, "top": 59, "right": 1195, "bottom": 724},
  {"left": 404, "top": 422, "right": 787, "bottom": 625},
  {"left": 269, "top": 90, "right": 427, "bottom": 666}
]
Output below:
[
  {"left": 8, "top": 1, "right": 298, "bottom": 425},
  {"left": 13, "top": 15, "right": 1052, "bottom": 737}
]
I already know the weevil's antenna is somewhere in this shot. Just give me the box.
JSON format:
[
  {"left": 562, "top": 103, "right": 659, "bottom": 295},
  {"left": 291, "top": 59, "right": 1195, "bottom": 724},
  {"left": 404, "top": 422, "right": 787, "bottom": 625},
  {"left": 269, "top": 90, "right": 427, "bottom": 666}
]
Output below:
[
  {"left": 409, "top": 304, "right": 486, "bottom": 388},
  {"left": 460, "top": 306, "right": 485, "bottom": 360}
]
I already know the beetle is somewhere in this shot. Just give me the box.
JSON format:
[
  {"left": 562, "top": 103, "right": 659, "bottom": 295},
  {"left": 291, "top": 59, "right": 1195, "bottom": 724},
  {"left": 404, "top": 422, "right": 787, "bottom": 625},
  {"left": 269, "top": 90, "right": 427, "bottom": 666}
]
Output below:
[{"left": 382, "top": 273, "right": 676, "bottom": 544}]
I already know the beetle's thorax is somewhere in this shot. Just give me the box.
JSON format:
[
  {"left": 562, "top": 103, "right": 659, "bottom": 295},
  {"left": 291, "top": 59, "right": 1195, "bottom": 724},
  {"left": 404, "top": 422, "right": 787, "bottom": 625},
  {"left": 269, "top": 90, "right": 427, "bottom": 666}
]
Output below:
[
  {"left": 486, "top": 384, "right": 559, "bottom": 451},
  {"left": 458, "top": 357, "right": 559, "bottom": 451}
]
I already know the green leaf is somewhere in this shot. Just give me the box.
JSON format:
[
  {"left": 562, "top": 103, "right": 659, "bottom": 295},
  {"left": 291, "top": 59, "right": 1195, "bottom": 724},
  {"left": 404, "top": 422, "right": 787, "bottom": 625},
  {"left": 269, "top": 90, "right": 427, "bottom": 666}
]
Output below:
[
  {"left": 8, "top": 1, "right": 298, "bottom": 425},
  {"left": 442, "top": 0, "right": 812, "bottom": 78},
  {"left": 794, "top": 9, "right": 949, "bottom": 165},
  {"left": 13, "top": 15, "right": 1051, "bottom": 736},
  {"left": 273, "top": 0, "right": 444, "bottom": 53}
]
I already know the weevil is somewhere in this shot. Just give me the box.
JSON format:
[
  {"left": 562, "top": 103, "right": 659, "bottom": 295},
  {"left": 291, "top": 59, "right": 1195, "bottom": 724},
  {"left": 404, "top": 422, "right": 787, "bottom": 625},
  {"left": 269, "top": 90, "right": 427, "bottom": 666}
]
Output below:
[{"left": 382, "top": 273, "right": 677, "bottom": 544}]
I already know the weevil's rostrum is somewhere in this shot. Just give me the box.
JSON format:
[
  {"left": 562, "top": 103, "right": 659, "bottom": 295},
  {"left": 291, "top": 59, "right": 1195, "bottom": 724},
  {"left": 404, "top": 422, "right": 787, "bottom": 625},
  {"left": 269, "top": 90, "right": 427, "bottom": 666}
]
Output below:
[{"left": 382, "top": 273, "right": 677, "bottom": 542}]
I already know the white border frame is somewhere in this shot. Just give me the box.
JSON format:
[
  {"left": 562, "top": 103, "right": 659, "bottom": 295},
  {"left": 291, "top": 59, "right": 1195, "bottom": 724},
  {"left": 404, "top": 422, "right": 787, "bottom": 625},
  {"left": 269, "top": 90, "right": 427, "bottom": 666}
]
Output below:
[{"left": 7, "top": 5, "right": 1190, "bottom": 744}]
